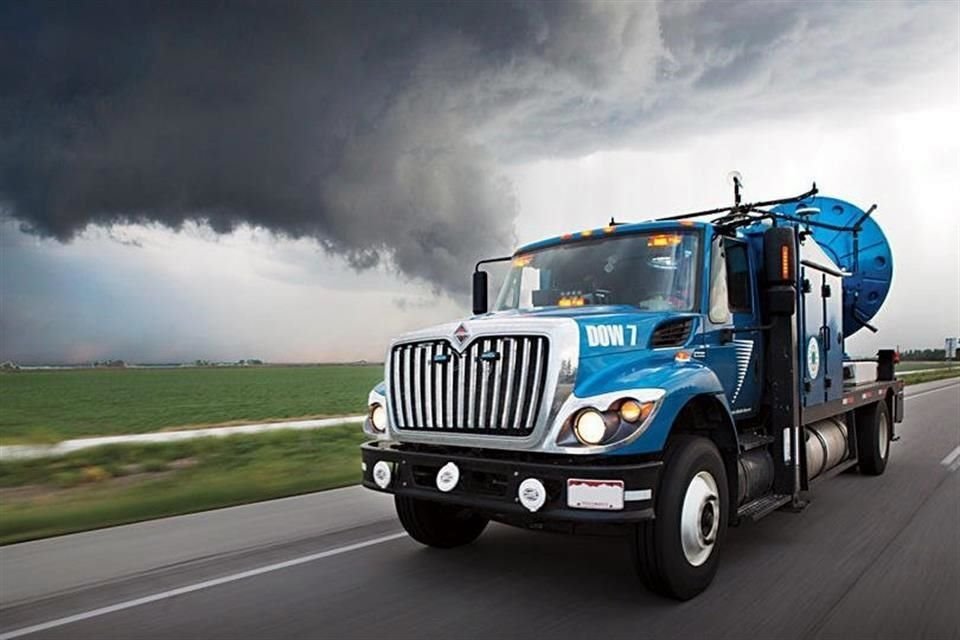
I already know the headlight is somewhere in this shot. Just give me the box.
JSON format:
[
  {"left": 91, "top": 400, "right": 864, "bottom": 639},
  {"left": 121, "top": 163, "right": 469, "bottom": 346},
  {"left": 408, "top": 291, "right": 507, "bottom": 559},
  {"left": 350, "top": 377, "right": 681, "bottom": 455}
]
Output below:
[
  {"left": 574, "top": 409, "right": 610, "bottom": 445},
  {"left": 561, "top": 395, "right": 661, "bottom": 449},
  {"left": 370, "top": 403, "right": 387, "bottom": 432}
]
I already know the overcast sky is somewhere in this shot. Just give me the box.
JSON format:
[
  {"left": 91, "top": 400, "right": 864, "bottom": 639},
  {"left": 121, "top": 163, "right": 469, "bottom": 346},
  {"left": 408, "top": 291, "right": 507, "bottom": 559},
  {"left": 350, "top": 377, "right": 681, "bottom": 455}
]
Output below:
[{"left": 1, "top": 0, "right": 958, "bottom": 364}]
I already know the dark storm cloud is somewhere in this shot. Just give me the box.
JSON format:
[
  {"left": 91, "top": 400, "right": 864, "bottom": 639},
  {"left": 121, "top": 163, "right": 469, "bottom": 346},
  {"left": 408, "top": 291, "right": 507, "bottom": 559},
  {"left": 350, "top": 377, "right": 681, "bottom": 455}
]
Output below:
[
  {"left": 0, "top": 1, "right": 954, "bottom": 293},
  {"left": 0, "top": 1, "right": 663, "bottom": 292}
]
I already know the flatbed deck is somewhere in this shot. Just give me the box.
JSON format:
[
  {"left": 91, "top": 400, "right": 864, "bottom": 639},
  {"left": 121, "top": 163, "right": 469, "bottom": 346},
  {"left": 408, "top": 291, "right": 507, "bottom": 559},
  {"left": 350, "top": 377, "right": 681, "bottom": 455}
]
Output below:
[{"left": 801, "top": 377, "right": 904, "bottom": 425}]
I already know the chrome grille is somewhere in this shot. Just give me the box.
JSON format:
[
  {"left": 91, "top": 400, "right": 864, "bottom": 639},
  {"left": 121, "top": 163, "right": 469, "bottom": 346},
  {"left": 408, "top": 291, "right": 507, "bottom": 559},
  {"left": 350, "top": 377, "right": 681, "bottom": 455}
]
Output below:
[{"left": 389, "top": 335, "right": 550, "bottom": 436}]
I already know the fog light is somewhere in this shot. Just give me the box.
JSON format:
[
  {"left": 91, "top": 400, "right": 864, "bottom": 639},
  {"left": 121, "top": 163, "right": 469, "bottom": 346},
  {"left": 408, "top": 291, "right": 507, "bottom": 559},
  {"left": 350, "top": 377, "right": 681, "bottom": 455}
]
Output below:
[
  {"left": 372, "top": 460, "right": 392, "bottom": 489},
  {"left": 574, "top": 409, "right": 608, "bottom": 445},
  {"left": 436, "top": 462, "right": 460, "bottom": 492},
  {"left": 518, "top": 478, "right": 546, "bottom": 512},
  {"left": 370, "top": 403, "right": 387, "bottom": 432}
]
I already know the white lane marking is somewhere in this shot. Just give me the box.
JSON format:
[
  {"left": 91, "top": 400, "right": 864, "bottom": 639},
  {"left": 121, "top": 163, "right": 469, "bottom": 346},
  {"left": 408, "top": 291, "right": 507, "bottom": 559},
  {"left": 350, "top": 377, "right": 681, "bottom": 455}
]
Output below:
[
  {"left": 0, "top": 532, "right": 407, "bottom": 640},
  {"left": 941, "top": 445, "right": 960, "bottom": 473},
  {"left": 905, "top": 381, "right": 960, "bottom": 401}
]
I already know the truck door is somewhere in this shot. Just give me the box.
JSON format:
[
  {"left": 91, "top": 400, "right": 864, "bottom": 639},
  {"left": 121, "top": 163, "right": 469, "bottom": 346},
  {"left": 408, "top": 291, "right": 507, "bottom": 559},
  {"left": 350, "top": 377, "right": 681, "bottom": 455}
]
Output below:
[
  {"left": 800, "top": 262, "right": 844, "bottom": 405},
  {"left": 702, "top": 236, "right": 763, "bottom": 418}
]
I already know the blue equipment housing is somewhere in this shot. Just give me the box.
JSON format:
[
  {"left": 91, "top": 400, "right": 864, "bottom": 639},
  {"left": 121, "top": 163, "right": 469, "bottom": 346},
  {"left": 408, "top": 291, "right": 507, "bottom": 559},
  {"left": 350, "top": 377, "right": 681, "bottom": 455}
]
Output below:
[{"left": 771, "top": 196, "right": 893, "bottom": 338}]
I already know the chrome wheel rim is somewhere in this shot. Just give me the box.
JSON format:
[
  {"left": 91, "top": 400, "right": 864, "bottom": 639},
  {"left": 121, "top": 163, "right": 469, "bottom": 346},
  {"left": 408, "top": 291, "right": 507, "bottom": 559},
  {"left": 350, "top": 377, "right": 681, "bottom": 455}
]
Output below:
[
  {"left": 680, "top": 470, "right": 720, "bottom": 567},
  {"left": 879, "top": 411, "right": 889, "bottom": 459}
]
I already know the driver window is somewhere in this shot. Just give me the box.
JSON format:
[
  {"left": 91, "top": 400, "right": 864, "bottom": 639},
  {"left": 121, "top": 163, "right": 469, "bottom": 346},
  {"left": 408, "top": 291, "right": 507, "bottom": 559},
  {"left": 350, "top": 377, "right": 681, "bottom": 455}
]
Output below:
[
  {"left": 724, "top": 239, "right": 752, "bottom": 313},
  {"left": 709, "top": 237, "right": 730, "bottom": 324}
]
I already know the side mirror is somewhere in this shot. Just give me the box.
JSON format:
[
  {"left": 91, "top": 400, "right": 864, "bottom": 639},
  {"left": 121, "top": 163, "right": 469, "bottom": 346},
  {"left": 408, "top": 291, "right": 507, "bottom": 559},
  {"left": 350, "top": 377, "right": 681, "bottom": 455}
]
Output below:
[
  {"left": 763, "top": 226, "right": 797, "bottom": 316},
  {"left": 472, "top": 270, "right": 488, "bottom": 315}
]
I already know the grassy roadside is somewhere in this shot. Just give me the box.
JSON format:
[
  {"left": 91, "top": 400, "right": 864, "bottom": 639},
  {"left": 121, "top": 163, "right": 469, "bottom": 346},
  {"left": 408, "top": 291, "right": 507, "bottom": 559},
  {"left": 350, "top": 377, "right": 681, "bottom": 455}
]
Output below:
[
  {"left": 895, "top": 361, "right": 959, "bottom": 372},
  {"left": 0, "top": 425, "right": 365, "bottom": 545},
  {"left": 0, "top": 365, "right": 382, "bottom": 443},
  {"left": 899, "top": 368, "right": 960, "bottom": 385}
]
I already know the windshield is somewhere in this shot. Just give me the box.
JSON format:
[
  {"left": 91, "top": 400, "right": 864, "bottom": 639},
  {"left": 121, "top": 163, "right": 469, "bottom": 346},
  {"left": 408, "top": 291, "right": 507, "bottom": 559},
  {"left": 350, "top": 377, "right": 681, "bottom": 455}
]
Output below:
[{"left": 494, "top": 231, "right": 701, "bottom": 312}]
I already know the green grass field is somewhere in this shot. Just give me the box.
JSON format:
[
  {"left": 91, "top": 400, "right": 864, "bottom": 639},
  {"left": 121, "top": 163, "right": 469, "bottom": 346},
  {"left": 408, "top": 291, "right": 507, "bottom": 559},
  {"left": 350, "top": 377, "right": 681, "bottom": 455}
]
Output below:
[
  {"left": 899, "top": 368, "right": 960, "bottom": 385},
  {"left": 895, "top": 361, "right": 960, "bottom": 372},
  {"left": 0, "top": 425, "right": 366, "bottom": 544},
  {"left": 0, "top": 365, "right": 382, "bottom": 443}
]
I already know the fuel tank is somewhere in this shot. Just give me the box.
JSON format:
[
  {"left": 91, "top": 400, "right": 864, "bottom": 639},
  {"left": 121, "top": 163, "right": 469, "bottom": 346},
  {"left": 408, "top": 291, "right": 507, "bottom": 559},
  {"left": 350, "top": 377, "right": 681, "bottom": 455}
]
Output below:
[{"left": 805, "top": 417, "right": 849, "bottom": 479}]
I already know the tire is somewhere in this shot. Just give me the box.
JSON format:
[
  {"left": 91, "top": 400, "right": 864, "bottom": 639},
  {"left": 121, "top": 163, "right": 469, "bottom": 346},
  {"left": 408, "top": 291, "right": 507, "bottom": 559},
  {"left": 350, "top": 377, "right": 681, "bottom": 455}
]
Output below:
[
  {"left": 857, "top": 400, "right": 891, "bottom": 476},
  {"left": 395, "top": 495, "right": 489, "bottom": 548},
  {"left": 631, "top": 435, "right": 728, "bottom": 600}
]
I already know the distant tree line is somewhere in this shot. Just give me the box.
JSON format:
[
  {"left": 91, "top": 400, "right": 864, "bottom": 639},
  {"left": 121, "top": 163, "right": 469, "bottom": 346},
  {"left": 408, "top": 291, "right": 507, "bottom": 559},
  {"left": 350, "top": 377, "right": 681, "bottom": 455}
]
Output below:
[{"left": 899, "top": 348, "right": 955, "bottom": 361}]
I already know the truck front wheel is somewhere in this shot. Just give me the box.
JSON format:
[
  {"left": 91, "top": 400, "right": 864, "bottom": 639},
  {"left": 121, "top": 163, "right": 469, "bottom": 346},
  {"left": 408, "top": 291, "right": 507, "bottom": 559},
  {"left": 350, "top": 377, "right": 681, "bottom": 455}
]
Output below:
[
  {"left": 395, "top": 496, "right": 488, "bottom": 548},
  {"left": 631, "top": 435, "right": 728, "bottom": 600}
]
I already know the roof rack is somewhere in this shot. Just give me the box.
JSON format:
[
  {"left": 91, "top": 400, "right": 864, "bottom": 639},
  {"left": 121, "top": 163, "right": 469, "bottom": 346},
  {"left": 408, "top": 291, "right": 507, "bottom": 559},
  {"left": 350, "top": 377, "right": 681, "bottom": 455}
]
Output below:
[
  {"left": 644, "top": 179, "right": 876, "bottom": 236},
  {"left": 653, "top": 178, "right": 819, "bottom": 225}
]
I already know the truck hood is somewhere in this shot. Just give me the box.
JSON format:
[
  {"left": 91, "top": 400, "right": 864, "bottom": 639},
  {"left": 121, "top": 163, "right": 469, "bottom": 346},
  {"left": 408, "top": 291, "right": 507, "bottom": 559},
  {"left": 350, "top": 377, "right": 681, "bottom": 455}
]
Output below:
[
  {"left": 483, "top": 304, "right": 664, "bottom": 320},
  {"left": 392, "top": 307, "right": 685, "bottom": 347},
  {"left": 484, "top": 307, "right": 696, "bottom": 355},
  {"left": 391, "top": 307, "right": 697, "bottom": 371}
]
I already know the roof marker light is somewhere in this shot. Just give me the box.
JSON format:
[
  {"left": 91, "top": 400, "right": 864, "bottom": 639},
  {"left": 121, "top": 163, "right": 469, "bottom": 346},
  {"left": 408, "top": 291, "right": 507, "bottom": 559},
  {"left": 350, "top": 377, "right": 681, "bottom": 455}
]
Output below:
[
  {"left": 648, "top": 234, "right": 682, "bottom": 247},
  {"left": 558, "top": 296, "right": 586, "bottom": 308}
]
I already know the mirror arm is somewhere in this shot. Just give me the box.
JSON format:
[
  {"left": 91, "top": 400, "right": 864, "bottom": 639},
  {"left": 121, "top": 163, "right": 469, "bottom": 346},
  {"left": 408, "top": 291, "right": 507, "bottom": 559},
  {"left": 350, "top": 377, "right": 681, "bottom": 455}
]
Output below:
[{"left": 474, "top": 255, "right": 513, "bottom": 273}]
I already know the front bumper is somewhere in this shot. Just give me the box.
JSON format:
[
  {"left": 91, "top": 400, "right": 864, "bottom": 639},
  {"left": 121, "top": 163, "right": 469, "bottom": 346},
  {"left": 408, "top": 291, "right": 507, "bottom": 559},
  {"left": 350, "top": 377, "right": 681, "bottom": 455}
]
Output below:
[{"left": 361, "top": 441, "right": 661, "bottom": 524}]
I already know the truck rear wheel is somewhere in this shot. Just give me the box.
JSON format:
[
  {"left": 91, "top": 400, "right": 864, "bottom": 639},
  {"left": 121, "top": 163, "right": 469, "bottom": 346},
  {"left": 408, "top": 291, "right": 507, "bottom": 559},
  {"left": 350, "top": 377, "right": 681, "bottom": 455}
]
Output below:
[
  {"left": 395, "top": 495, "right": 488, "bottom": 548},
  {"left": 631, "top": 435, "right": 728, "bottom": 600},
  {"left": 857, "top": 400, "right": 891, "bottom": 476}
]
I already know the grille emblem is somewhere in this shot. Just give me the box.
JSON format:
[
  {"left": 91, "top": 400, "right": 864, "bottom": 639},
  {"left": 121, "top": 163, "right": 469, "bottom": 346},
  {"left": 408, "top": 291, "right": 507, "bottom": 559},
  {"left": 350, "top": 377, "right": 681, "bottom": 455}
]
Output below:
[{"left": 453, "top": 323, "right": 470, "bottom": 345}]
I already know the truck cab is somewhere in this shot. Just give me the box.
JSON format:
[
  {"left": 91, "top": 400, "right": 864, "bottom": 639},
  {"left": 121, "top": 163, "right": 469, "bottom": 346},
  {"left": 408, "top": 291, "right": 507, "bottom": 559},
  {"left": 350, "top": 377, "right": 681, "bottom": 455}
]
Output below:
[{"left": 360, "top": 187, "right": 904, "bottom": 600}]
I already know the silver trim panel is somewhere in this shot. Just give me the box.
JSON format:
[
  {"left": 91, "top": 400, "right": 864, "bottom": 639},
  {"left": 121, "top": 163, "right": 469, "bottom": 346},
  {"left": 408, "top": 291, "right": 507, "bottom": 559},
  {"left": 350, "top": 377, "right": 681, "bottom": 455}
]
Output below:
[{"left": 384, "top": 318, "right": 580, "bottom": 450}]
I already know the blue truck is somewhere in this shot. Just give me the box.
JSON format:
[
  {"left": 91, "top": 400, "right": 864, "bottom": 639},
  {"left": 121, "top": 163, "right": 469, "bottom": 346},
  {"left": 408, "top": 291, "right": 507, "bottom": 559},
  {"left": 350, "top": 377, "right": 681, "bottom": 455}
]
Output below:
[{"left": 360, "top": 181, "right": 904, "bottom": 599}]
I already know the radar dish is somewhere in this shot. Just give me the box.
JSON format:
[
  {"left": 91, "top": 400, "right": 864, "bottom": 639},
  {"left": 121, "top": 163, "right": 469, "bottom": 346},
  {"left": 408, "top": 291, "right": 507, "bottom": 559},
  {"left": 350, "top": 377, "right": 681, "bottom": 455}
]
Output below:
[{"left": 772, "top": 196, "right": 893, "bottom": 338}]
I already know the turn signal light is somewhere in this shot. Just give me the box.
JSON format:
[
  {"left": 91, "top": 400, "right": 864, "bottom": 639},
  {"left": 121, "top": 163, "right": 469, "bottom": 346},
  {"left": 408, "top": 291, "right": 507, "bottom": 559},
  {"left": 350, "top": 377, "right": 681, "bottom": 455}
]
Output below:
[
  {"left": 780, "top": 244, "right": 791, "bottom": 280},
  {"left": 619, "top": 399, "right": 654, "bottom": 423}
]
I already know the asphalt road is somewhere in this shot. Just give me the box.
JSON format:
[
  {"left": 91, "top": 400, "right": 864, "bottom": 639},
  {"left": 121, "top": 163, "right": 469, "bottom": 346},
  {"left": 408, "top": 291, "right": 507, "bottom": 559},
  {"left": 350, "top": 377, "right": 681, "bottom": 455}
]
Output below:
[{"left": 1, "top": 379, "right": 958, "bottom": 640}]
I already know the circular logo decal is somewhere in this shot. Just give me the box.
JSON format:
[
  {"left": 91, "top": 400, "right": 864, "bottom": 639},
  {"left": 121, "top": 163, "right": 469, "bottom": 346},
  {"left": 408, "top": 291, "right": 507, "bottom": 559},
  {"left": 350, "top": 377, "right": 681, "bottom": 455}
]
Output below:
[
  {"left": 372, "top": 461, "right": 392, "bottom": 489},
  {"left": 807, "top": 336, "right": 821, "bottom": 380},
  {"left": 436, "top": 462, "right": 460, "bottom": 493},
  {"left": 518, "top": 478, "right": 547, "bottom": 513}
]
